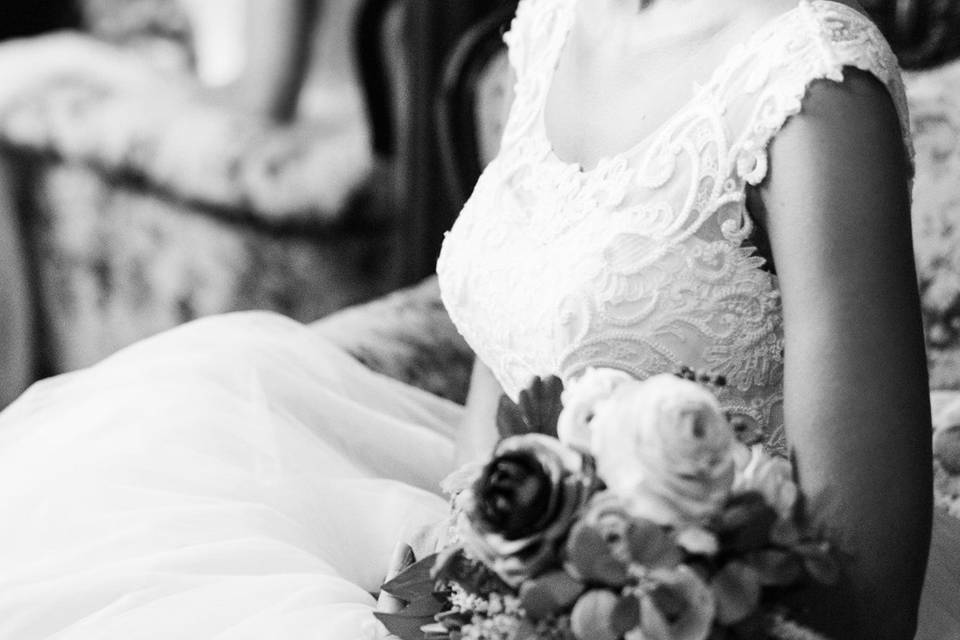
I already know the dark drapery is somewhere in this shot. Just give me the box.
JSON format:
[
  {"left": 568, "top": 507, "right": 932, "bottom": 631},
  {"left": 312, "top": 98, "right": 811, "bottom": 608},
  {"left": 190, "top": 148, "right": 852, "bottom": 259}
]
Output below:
[
  {"left": 395, "top": 0, "right": 498, "bottom": 285},
  {"left": 0, "top": 2, "right": 80, "bottom": 40}
]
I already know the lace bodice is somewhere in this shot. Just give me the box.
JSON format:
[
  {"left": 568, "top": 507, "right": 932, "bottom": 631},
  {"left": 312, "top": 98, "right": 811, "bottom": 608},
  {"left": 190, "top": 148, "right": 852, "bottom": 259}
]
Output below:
[{"left": 436, "top": 0, "right": 911, "bottom": 449}]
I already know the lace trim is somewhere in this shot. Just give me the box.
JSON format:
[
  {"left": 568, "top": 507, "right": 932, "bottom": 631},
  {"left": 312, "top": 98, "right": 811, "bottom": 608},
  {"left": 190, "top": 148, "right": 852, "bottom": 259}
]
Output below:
[{"left": 733, "top": 0, "right": 914, "bottom": 187}]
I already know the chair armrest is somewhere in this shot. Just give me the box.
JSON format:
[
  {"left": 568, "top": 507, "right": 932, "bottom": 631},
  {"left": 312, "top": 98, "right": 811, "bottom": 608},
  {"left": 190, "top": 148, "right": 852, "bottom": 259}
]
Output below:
[
  {"left": 0, "top": 32, "right": 372, "bottom": 226},
  {"left": 311, "top": 276, "right": 474, "bottom": 404}
]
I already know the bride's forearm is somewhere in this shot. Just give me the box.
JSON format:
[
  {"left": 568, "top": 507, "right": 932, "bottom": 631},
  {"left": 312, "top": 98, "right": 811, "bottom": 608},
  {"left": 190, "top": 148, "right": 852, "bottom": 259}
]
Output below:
[{"left": 454, "top": 359, "right": 503, "bottom": 468}]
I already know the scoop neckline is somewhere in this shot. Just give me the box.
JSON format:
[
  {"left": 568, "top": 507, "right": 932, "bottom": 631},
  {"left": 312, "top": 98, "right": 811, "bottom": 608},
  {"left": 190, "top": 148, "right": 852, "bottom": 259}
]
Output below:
[{"left": 537, "top": 0, "right": 866, "bottom": 175}]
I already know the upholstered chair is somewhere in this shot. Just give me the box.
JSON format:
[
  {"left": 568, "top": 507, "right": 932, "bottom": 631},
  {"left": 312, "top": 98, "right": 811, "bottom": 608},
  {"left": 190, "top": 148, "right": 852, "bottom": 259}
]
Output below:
[{"left": 0, "top": 0, "right": 403, "bottom": 379}]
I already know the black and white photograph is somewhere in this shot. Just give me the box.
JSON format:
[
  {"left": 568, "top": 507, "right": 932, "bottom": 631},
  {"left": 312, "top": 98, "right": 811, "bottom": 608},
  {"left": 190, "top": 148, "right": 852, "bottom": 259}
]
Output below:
[{"left": 1, "top": 1, "right": 959, "bottom": 638}]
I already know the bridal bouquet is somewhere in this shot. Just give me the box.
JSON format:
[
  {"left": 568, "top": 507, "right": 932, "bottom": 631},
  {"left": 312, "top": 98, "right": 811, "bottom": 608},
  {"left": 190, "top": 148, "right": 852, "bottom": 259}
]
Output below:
[{"left": 376, "top": 370, "right": 837, "bottom": 640}]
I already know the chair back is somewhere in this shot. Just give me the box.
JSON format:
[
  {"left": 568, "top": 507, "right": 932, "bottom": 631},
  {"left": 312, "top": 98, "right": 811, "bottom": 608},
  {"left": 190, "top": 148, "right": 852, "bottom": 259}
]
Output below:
[
  {"left": 434, "top": 0, "right": 960, "bottom": 209},
  {"left": 435, "top": 1, "right": 518, "bottom": 208},
  {"left": 862, "top": 0, "right": 960, "bottom": 70},
  {"left": 354, "top": 0, "right": 406, "bottom": 157}
]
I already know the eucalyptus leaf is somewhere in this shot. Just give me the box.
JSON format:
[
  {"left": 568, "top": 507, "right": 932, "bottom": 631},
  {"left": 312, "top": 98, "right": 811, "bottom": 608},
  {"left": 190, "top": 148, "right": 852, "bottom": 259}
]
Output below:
[
  {"left": 380, "top": 553, "right": 440, "bottom": 601},
  {"left": 373, "top": 611, "right": 437, "bottom": 640},
  {"left": 432, "top": 547, "right": 512, "bottom": 595},
  {"left": 519, "top": 571, "right": 585, "bottom": 620},
  {"left": 496, "top": 376, "right": 565, "bottom": 439},
  {"left": 712, "top": 561, "right": 762, "bottom": 625},
  {"left": 397, "top": 593, "right": 448, "bottom": 617},
  {"left": 745, "top": 550, "right": 803, "bottom": 587}
]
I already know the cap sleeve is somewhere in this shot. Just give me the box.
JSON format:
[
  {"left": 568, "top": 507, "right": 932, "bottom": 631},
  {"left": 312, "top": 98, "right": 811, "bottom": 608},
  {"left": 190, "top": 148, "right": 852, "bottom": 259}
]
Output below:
[
  {"left": 502, "top": 0, "right": 574, "bottom": 84},
  {"left": 727, "top": 0, "right": 913, "bottom": 187}
]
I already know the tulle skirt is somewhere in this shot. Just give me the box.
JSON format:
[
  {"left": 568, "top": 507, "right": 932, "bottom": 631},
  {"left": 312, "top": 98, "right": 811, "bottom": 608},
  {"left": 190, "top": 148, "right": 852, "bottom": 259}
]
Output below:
[{"left": 0, "top": 312, "right": 956, "bottom": 639}]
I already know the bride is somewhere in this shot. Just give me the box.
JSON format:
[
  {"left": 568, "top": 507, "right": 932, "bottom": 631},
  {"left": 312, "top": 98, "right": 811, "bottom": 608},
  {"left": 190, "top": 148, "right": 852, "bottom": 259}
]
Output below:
[{"left": 0, "top": 0, "right": 957, "bottom": 638}]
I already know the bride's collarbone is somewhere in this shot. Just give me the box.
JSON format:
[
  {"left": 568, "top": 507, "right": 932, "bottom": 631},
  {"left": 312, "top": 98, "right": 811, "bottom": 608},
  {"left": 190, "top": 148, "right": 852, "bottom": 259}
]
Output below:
[
  {"left": 543, "top": 0, "right": 824, "bottom": 169},
  {"left": 543, "top": 46, "right": 718, "bottom": 168},
  {"left": 544, "top": 25, "right": 738, "bottom": 167}
]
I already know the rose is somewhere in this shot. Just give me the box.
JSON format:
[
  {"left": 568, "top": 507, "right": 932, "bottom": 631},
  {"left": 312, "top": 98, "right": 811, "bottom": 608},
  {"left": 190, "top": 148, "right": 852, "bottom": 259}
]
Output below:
[
  {"left": 457, "top": 434, "right": 598, "bottom": 585},
  {"left": 732, "top": 445, "right": 798, "bottom": 520},
  {"left": 590, "top": 374, "right": 738, "bottom": 526},
  {"left": 558, "top": 367, "right": 636, "bottom": 450}
]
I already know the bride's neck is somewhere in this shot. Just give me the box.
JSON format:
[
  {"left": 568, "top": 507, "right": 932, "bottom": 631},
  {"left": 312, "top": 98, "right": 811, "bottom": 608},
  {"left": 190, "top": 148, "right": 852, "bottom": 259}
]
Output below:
[{"left": 583, "top": 0, "right": 747, "bottom": 51}]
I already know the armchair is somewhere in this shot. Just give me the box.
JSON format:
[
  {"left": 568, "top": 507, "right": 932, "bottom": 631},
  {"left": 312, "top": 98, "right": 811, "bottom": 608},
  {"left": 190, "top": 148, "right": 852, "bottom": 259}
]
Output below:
[{"left": 0, "top": 1, "right": 402, "bottom": 378}]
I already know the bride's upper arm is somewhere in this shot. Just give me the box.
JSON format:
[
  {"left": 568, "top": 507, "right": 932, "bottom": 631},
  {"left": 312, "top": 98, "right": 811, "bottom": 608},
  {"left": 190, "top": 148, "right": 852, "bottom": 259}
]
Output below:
[{"left": 754, "top": 68, "right": 931, "bottom": 639}]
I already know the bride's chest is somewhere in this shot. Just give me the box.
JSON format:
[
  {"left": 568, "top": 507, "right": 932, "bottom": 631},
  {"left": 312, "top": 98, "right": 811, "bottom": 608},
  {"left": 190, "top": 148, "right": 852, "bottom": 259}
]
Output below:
[{"left": 436, "top": 140, "right": 783, "bottom": 396}]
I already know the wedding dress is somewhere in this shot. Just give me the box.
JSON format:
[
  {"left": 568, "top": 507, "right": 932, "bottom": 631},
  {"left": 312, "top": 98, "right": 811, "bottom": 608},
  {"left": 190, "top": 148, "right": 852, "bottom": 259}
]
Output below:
[{"left": 0, "top": 0, "right": 957, "bottom": 638}]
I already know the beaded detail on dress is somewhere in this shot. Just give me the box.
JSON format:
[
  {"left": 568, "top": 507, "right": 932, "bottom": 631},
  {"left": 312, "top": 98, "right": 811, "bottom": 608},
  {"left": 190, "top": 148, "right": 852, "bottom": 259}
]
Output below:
[{"left": 436, "top": 0, "right": 911, "bottom": 451}]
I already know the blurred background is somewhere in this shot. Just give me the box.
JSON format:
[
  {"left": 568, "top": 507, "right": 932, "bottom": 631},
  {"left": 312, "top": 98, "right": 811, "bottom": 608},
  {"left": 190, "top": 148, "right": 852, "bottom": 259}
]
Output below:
[{"left": 2, "top": 0, "right": 960, "bottom": 411}]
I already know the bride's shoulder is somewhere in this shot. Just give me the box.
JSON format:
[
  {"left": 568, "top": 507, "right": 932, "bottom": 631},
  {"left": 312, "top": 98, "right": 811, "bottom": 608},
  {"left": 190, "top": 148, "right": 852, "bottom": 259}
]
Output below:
[
  {"left": 733, "top": 0, "right": 902, "bottom": 94},
  {"left": 725, "top": 0, "right": 911, "bottom": 187}
]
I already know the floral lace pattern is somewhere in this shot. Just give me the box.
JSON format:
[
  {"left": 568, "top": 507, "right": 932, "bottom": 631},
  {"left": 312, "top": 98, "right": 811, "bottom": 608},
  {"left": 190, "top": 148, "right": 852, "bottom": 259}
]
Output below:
[{"left": 437, "top": 0, "right": 911, "bottom": 450}]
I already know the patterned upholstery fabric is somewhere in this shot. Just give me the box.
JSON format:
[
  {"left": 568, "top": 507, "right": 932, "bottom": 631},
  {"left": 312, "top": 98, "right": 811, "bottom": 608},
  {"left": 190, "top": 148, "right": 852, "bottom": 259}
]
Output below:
[
  {"left": 907, "top": 61, "right": 960, "bottom": 390},
  {"left": 0, "top": 34, "right": 387, "bottom": 373},
  {"left": 313, "top": 277, "right": 473, "bottom": 404}
]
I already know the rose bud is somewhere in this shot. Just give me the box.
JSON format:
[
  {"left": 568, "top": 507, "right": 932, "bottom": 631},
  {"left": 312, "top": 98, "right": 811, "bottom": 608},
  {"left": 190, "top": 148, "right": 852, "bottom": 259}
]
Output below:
[
  {"left": 457, "top": 434, "right": 598, "bottom": 586},
  {"left": 590, "top": 374, "right": 738, "bottom": 527}
]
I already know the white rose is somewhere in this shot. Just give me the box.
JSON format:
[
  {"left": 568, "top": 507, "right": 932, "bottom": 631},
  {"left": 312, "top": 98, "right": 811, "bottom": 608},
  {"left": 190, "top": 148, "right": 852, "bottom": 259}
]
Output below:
[
  {"left": 557, "top": 367, "right": 635, "bottom": 450},
  {"left": 590, "top": 374, "right": 737, "bottom": 526},
  {"left": 733, "top": 445, "right": 798, "bottom": 521}
]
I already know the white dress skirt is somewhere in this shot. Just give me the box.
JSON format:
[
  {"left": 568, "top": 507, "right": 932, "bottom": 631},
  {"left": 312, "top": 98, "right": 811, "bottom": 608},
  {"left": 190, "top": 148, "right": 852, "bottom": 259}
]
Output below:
[
  {"left": 0, "top": 313, "right": 461, "bottom": 640},
  {"left": 0, "top": 312, "right": 958, "bottom": 639}
]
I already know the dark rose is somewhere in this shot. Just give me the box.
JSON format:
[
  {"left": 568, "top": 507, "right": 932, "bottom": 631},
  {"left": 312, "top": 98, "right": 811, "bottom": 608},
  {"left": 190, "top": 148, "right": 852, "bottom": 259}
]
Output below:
[
  {"left": 457, "top": 434, "right": 598, "bottom": 586},
  {"left": 473, "top": 451, "right": 557, "bottom": 540}
]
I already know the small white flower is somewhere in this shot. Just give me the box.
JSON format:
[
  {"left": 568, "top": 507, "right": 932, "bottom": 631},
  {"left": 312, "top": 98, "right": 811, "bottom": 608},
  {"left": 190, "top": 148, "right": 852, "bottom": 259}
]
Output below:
[
  {"left": 557, "top": 367, "right": 635, "bottom": 450},
  {"left": 733, "top": 445, "right": 798, "bottom": 521}
]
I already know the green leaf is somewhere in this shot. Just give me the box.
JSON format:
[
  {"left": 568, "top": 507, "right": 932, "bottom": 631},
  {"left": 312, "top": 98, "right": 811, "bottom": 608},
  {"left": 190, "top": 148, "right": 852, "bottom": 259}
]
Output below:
[
  {"left": 610, "top": 595, "right": 641, "bottom": 635},
  {"left": 519, "top": 571, "right": 585, "bottom": 620},
  {"left": 717, "top": 493, "right": 778, "bottom": 554},
  {"left": 496, "top": 376, "right": 565, "bottom": 440},
  {"left": 627, "top": 520, "right": 683, "bottom": 569},
  {"left": 711, "top": 561, "right": 762, "bottom": 625},
  {"left": 729, "top": 611, "right": 767, "bottom": 640},
  {"left": 570, "top": 590, "right": 622, "bottom": 640},
  {"left": 435, "top": 609, "right": 471, "bottom": 630},
  {"left": 768, "top": 518, "right": 801, "bottom": 547},
  {"left": 649, "top": 584, "right": 687, "bottom": 620},
  {"left": 497, "top": 395, "right": 530, "bottom": 439},
  {"left": 517, "top": 376, "right": 565, "bottom": 438},
  {"left": 514, "top": 619, "right": 542, "bottom": 640},
  {"left": 398, "top": 594, "right": 448, "bottom": 618},
  {"left": 802, "top": 549, "right": 841, "bottom": 585},
  {"left": 381, "top": 553, "right": 441, "bottom": 601},
  {"left": 565, "top": 522, "right": 630, "bottom": 587},
  {"left": 432, "top": 547, "right": 512, "bottom": 595},
  {"left": 745, "top": 550, "right": 803, "bottom": 587},
  {"left": 373, "top": 612, "right": 437, "bottom": 640}
]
